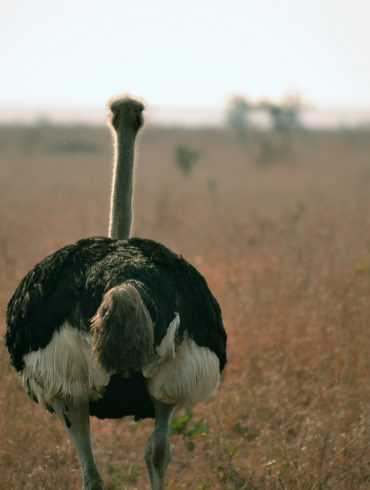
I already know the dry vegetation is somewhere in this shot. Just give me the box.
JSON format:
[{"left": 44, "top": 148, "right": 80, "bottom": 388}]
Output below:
[{"left": 1, "top": 122, "right": 370, "bottom": 489}]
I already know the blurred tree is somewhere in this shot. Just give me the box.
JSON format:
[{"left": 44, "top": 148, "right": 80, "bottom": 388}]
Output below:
[
  {"left": 175, "top": 145, "right": 201, "bottom": 176},
  {"left": 226, "top": 96, "right": 252, "bottom": 144},
  {"left": 253, "top": 95, "right": 304, "bottom": 165},
  {"left": 259, "top": 94, "right": 303, "bottom": 132},
  {"left": 226, "top": 96, "right": 251, "bottom": 130}
]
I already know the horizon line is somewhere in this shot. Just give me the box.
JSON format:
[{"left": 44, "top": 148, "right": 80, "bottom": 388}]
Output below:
[{"left": 1, "top": 103, "right": 370, "bottom": 128}]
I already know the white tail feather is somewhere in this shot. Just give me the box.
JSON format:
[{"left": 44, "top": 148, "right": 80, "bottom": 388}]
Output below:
[
  {"left": 22, "top": 323, "right": 110, "bottom": 407},
  {"left": 143, "top": 313, "right": 220, "bottom": 408}
]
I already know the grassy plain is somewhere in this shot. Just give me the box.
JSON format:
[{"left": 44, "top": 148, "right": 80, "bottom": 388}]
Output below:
[{"left": 1, "top": 123, "right": 370, "bottom": 489}]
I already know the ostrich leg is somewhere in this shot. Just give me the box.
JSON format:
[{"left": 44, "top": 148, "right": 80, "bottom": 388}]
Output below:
[
  {"left": 52, "top": 399, "right": 104, "bottom": 490},
  {"left": 145, "top": 401, "right": 175, "bottom": 490}
]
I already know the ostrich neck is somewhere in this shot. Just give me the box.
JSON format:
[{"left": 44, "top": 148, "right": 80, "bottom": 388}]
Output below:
[{"left": 108, "top": 127, "right": 137, "bottom": 240}]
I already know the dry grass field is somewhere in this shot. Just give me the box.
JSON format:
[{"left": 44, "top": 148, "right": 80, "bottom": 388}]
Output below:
[{"left": 1, "top": 122, "right": 370, "bottom": 489}]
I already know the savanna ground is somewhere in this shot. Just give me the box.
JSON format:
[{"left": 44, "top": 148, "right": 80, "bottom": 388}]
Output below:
[{"left": 1, "top": 121, "right": 370, "bottom": 490}]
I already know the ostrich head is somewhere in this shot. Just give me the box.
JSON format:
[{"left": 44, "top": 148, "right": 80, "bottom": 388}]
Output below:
[{"left": 108, "top": 96, "right": 144, "bottom": 133}]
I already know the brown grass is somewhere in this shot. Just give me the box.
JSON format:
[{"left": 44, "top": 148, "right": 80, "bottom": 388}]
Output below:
[{"left": 1, "top": 124, "right": 370, "bottom": 489}]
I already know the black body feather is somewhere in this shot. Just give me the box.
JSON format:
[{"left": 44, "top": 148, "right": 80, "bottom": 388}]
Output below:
[{"left": 6, "top": 237, "right": 227, "bottom": 420}]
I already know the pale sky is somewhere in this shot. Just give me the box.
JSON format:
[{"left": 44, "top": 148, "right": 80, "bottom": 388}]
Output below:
[{"left": 1, "top": 0, "right": 369, "bottom": 110}]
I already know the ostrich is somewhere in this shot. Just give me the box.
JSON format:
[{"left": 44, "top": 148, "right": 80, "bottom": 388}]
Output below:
[{"left": 5, "top": 96, "right": 227, "bottom": 490}]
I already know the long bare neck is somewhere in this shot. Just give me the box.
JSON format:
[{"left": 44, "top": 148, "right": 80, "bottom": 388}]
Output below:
[{"left": 108, "top": 125, "right": 137, "bottom": 239}]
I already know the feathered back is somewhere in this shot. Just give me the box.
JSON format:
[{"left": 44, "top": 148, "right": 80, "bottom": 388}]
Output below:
[{"left": 6, "top": 237, "right": 227, "bottom": 376}]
